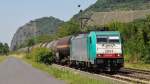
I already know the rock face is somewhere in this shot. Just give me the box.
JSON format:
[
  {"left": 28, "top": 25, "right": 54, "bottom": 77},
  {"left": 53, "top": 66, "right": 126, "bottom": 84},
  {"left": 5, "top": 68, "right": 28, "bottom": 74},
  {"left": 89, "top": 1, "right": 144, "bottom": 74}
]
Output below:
[{"left": 11, "top": 17, "right": 63, "bottom": 51}]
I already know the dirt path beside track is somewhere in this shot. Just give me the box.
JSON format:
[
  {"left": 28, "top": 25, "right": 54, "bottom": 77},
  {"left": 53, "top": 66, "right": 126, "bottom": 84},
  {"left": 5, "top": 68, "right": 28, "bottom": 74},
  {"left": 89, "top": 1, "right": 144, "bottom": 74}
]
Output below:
[{"left": 0, "top": 57, "right": 66, "bottom": 84}]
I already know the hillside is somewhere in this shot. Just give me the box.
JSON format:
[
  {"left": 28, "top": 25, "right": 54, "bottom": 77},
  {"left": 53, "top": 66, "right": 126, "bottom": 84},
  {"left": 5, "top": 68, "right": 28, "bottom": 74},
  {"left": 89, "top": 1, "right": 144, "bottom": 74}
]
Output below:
[
  {"left": 73, "top": 0, "right": 150, "bottom": 26},
  {"left": 87, "top": 9, "right": 150, "bottom": 26},
  {"left": 11, "top": 17, "right": 64, "bottom": 51},
  {"left": 87, "top": 0, "right": 150, "bottom": 12}
]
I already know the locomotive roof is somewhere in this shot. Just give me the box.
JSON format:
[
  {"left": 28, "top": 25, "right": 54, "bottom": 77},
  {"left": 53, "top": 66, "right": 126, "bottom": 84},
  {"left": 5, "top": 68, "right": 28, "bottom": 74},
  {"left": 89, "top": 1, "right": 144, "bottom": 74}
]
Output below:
[{"left": 95, "top": 31, "right": 120, "bottom": 36}]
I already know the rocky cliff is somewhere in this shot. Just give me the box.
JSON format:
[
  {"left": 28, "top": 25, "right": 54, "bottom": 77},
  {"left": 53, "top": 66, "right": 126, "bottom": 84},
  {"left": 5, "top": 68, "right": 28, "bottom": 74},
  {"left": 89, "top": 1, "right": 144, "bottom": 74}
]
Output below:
[{"left": 11, "top": 17, "right": 63, "bottom": 50}]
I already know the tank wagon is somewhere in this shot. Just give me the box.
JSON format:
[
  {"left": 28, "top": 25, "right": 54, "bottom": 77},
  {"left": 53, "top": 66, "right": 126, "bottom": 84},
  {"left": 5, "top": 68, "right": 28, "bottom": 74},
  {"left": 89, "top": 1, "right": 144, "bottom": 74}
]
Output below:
[
  {"left": 18, "top": 31, "right": 124, "bottom": 72},
  {"left": 54, "top": 36, "right": 71, "bottom": 64}
]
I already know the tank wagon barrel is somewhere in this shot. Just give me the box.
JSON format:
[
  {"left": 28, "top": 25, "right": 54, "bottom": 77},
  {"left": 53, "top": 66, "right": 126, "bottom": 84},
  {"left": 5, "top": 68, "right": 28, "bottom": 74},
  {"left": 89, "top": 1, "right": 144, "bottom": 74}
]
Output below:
[
  {"left": 52, "top": 36, "right": 71, "bottom": 64},
  {"left": 55, "top": 36, "right": 71, "bottom": 56}
]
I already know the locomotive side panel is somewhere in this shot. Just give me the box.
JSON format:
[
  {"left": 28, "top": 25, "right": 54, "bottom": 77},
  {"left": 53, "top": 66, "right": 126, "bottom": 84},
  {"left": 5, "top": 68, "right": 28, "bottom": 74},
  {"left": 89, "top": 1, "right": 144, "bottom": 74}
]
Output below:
[{"left": 70, "top": 34, "right": 89, "bottom": 62}]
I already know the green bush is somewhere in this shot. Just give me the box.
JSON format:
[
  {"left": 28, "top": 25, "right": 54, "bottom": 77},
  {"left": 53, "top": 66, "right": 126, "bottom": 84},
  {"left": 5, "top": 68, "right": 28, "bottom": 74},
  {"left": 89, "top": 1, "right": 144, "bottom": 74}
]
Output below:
[
  {"left": 106, "top": 15, "right": 150, "bottom": 64},
  {"left": 26, "top": 47, "right": 53, "bottom": 64}
]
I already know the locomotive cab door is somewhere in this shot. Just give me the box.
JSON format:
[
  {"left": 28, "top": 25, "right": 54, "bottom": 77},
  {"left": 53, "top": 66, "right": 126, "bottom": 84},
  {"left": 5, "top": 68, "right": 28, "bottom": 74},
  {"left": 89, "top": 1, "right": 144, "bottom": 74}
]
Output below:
[{"left": 88, "top": 32, "right": 96, "bottom": 64}]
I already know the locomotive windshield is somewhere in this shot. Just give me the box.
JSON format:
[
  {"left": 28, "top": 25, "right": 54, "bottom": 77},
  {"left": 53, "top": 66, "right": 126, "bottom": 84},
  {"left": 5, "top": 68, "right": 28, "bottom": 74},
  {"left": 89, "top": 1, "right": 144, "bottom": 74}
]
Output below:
[
  {"left": 108, "top": 36, "right": 120, "bottom": 43},
  {"left": 109, "top": 39, "right": 120, "bottom": 43},
  {"left": 97, "top": 36, "right": 107, "bottom": 43},
  {"left": 97, "top": 36, "right": 120, "bottom": 43}
]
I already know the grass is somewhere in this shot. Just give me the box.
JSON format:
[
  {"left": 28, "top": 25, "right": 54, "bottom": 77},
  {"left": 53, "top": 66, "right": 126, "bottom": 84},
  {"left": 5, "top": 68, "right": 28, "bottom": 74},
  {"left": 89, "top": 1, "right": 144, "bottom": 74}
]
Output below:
[
  {"left": 125, "top": 63, "right": 150, "bottom": 71},
  {"left": 24, "top": 58, "right": 113, "bottom": 84},
  {"left": 0, "top": 55, "right": 7, "bottom": 62}
]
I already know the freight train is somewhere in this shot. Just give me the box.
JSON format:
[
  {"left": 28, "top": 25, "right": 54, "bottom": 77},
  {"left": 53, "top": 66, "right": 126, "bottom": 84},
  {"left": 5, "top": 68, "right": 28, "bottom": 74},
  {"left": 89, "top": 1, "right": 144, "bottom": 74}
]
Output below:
[{"left": 19, "top": 31, "right": 124, "bottom": 72}]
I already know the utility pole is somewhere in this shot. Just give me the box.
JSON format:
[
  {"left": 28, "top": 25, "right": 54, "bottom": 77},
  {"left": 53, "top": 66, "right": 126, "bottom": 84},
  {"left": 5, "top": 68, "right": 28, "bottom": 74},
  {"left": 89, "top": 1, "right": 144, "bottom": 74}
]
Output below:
[
  {"left": 78, "top": 5, "right": 83, "bottom": 30},
  {"left": 78, "top": 5, "right": 91, "bottom": 32}
]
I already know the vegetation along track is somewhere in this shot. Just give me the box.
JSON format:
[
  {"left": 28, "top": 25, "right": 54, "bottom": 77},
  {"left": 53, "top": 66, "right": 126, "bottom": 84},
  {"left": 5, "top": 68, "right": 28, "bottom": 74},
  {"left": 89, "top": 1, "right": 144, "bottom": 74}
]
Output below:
[{"left": 53, "top": 64, "right": 150, "bottom": 84}]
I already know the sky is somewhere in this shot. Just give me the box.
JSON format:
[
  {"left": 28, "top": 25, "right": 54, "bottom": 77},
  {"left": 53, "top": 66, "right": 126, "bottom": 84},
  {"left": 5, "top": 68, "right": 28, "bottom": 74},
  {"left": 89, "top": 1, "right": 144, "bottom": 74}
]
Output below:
[{"left": 0, "top": 0, "right": 97, "bottom": 46}]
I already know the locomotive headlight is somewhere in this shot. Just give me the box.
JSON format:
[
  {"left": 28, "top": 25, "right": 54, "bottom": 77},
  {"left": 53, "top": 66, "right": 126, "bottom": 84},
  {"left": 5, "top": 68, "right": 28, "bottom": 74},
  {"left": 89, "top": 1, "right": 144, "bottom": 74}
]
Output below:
[
  {"left": 117, "top": 54, "right": 122, "bottom": 57},
  {"left": 97, "top": 54, "right": 102, "bottom": 58}
]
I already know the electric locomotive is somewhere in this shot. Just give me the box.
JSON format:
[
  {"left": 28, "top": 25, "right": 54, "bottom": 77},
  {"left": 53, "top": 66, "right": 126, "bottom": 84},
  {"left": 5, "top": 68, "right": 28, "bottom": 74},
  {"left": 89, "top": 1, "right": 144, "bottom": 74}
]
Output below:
[{"left": 70, "top": 31, "right": 123, "bottom": 71}]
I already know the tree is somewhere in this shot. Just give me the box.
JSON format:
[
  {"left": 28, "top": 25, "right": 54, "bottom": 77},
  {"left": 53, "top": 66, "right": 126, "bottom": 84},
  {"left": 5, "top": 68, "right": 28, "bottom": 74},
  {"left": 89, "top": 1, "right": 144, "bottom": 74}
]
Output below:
[
  {"left": 57, "top": 20, "right": 80, "bottom": 38},
  {"left": 3, "top": 43, "right": 9, "bottom": 55},
  {"left": 0, "top": 42, "right": 3, "bottom": 54},
  {"left": 0, "top": 42, "right": 9, "bottom": 55},
  {"left": 26, "top": 38, "right": 36, "bottom": 47},
  {"left": 105, "top": 15, "right": 150, "bottom": 64}
]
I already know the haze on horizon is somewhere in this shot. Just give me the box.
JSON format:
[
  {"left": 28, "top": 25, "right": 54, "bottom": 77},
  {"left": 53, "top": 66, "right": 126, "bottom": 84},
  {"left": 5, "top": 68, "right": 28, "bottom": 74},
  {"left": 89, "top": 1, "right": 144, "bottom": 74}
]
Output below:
[{"left": 0, "top": 0, "right": 97, "bottom": 46}]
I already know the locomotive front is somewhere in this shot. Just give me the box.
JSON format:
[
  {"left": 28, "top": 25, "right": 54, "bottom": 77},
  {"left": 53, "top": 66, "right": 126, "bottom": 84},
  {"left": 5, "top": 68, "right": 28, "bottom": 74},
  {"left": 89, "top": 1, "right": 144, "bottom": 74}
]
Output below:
[{"left": 95, "top": 31, "right": 124, "bottom": 71}]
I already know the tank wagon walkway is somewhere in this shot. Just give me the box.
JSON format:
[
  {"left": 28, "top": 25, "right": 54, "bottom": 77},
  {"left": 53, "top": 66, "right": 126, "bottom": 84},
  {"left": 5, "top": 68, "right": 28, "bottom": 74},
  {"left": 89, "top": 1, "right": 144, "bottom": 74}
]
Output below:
[{"left": 0, "top": 57, "right": 66, "bottom": 84}]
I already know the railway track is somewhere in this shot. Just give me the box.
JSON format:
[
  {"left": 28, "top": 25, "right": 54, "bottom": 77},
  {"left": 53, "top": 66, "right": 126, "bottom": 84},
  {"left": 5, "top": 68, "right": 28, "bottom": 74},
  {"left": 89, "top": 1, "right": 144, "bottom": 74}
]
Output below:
[
  {"left": 116, "top": 68, "right": 150, "bottom": 84},
  {"left": 103, "top": 68, "right": 150, "bottom": 84},
  {"left": 105, "top": 68, "right": 150, "bottom": 84},
  {"left": 123, "top": 68, "right": 150, "bottom": 75},
  {"left": 53, "top": 64, "right": 150, "bottom": 84},
  {"left": 111, "top": 74, "right": 150, "bottom": 84}
]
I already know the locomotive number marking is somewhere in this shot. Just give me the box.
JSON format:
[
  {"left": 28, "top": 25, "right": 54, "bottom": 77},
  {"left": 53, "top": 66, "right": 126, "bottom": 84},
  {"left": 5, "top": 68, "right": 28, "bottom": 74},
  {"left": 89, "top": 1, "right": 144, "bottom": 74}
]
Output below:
[{"left": 105, "top": 50, "right": 113, "bottom": 54}]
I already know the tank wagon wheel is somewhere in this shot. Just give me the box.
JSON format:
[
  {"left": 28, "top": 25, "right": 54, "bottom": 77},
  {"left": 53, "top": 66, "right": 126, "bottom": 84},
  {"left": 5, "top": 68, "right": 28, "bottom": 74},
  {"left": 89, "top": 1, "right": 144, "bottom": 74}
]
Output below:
[
  {"left": 55, "top": 52, "right": 60, "bottom": 64},
  {"left": 68, "top": 60, "right": 75, "bottom": 68}
]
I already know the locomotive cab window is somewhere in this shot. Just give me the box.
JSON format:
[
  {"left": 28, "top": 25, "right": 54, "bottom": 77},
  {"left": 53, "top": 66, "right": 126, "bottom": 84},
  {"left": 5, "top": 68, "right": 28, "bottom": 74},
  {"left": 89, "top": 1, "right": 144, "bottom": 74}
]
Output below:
[
  {"left": 96, "top": 36, "right": 107, "bottom": 43},
  {"left": 108, "top": 36, "right": 120, "bottom": 43}
]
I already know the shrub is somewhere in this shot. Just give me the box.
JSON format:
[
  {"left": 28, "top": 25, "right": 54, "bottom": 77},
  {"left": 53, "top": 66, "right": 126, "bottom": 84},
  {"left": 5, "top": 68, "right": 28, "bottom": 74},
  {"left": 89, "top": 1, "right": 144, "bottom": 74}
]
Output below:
[
  {"left": 106, "top": 15, "right": 150, "bottom": 64},
  {"left": 26, "top": 47, "right": 53, "bottom": 64}
]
